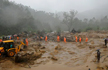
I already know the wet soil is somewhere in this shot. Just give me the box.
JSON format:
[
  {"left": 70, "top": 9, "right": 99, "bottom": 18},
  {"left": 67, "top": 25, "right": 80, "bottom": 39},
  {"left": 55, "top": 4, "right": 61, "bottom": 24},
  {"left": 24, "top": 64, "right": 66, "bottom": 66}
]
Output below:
[{"left": 0, "top": 37, "right": 108, "bottom": 70}]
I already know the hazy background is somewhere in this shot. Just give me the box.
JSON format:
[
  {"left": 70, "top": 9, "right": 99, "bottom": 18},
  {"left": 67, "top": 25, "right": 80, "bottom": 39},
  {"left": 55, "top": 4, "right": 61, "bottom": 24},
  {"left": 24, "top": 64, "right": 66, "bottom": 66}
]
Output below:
[
  {"left": 9, "top": 0, "right": 108, "bottom": 13},
  {"left": 0, "top": 0, "right": 108, "bottom": 35}
]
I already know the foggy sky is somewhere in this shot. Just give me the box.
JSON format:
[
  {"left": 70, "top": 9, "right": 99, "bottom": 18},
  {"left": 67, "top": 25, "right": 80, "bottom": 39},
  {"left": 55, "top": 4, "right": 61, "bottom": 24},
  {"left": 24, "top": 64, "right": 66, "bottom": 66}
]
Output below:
[{"left": 9, "top": 0, "right": 108, "bottom": 13}]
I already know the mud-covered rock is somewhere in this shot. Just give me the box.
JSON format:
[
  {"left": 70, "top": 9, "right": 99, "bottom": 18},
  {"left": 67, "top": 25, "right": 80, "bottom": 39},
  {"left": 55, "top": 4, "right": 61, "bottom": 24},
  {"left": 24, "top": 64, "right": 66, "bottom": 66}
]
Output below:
[
  {"left": 68, "top": 51, "right": 75, "bottom": 54},
  {"left": 39, "top": 50, "right": 46, "bottom": 53},
  {"left": 40, "top": 46, "right": 46, "bottom": 49},
  {"left": 54, "top": 50, "right": 58, "bottom": 53},
  {"left": 55, "top": 44, "right": 62, "bottom": 50},
  {"left": 15, "top": 51, "right": 42, "bottom": 63},
  {"left": 51, "top": 56, "right": 58, "bottom": 61}
]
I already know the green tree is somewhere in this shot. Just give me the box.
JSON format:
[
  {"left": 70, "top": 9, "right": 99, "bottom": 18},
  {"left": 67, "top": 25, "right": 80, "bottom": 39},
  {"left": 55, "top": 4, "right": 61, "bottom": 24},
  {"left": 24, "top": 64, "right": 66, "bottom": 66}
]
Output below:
[{"left": 63, "top": 10, "right": 77, "bottom": 32}]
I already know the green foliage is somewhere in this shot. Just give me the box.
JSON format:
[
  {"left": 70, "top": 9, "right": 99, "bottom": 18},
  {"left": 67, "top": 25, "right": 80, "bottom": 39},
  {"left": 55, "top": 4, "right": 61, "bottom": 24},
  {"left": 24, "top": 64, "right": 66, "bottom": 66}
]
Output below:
[
  {"left": 0, "top": 0, "right": 108, "bottom": 36},
  {"left": 0, "top": 0, "right": 54, "bottom": 35}
]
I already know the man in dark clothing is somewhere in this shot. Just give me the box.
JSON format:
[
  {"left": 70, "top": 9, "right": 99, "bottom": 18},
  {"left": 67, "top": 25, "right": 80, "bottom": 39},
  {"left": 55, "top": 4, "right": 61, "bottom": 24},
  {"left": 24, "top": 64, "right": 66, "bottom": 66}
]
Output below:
[
  {"left": 97, "top": 49, "right": 101, "bottom": 63},
  {"left": 105, "top": 38, "right": 108, "bottom": 47},
  {"left": 23, "top": 38, "right": 26, "bottom": 48}
]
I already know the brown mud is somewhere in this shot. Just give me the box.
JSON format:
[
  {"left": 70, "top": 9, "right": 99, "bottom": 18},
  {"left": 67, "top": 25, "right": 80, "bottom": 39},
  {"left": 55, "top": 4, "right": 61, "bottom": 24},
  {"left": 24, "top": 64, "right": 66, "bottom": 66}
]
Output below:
[{"left": 1, "top": 31, "right": 108, "bottom": 70}]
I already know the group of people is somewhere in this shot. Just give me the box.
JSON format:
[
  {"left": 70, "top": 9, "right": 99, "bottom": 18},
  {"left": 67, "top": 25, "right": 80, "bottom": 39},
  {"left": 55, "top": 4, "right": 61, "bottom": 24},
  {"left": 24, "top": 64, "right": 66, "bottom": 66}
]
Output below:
[
  {"left": 75, "top": 36, "right": 88, "bottom": 43},
  {"left": 33, "top": 35, "right": 89, "bottom": 43}
]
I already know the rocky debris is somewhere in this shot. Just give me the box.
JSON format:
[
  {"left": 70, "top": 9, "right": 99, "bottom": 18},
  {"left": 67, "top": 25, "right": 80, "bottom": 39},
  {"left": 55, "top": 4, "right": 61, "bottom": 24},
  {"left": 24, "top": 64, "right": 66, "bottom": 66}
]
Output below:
[
  {"left": 40, "top": 46, "right": 46, "bottom": 49},
  {"left": 39, "top": 50, "right": 46, "bottom": 53},
  {"left": 15, "top": 51, "right": 42, "bottom": 63},
  {"left": 29, "top": 42, "right": 42, "bottom": 48},
  {"left": 89, "top": 45, "right": 95, "bottom": 49},
  {"left": 68, "top": 51, "right": 75, "bottom": 54},
  {"left": 54, "top": 50, "right": 58, "bottom": 53},
  {"left": 92, "top": 58, "right": 97, "bottom": 62},
  {"left": 55, "top": 44, "right": 62, "bottom": 50},
  {"left": 51, "top": 56, "right": 58, "bottom": 61},
  {"left": 105, "top": 65, "right": 108, "bottom": 69},
  {"left": 35, "top": 58, "right": 49, "bottom": 64},
  {"left": 60, "top": 33, "right": 75, "bottom": 42},
  {"left": 91, "top": 41, "right": 94, "bottom": 44},
  {"left": 35, "top": 59, "right": 43, "bottom": 64},
  {"left": 96, "top": 67, "right": 104, "bottom": 70},
  {"left": 37, "top": 43, "right": 41, "bottom": 47},
  {"left": 77, "top": 44, "right": 85, "bottom": 48}
]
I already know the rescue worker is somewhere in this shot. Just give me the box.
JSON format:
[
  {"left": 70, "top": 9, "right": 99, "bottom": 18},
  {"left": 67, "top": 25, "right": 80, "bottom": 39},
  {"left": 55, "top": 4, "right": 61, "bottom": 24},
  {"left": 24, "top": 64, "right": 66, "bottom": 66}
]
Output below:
[
  {"left": 85, "top": 37, "right": 88, "bottom": 42},
  {"left": 26, "top": 38, "right": 28, "bottom": 46},
  {"left": 45, "top": 36, "right": 47, "bottom": 42},
  {"left": 10, "top": 36, "right": 11, "bottom": 40},
  {"left": 79, "top": 37, "right": 81, "bottom": 43},
  {"left": 75, "top": 36, "right": 77, "bottom": 42},
  {"left": 64, "top": 37, "right": 66, "bottom": 43},
  {"left": 104, "top": 38, "right": 108, "bottom": 47},
  {"left": 17, "top": 36, "right": 19, "bottom": 40},
  {"left": 40, "top": 36, "right": 43, "bottom": 41},
  {"left": 57, "top": 36, "right": 60, "bottom": 42},
  {"left": 0, "top": 38, "right": 2, "bottom": 42},
  {"left": 97, "top": 49, "right": 101, "bottom": 63}
]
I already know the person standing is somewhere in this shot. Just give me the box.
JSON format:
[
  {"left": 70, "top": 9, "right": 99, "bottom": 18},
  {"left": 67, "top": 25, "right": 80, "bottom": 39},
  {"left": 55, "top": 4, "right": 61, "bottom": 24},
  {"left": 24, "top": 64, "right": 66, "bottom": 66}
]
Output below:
[
  {"left": 104, "top": 38, "right": 108, "bottom": 47},
  {"left": 85, "top": 37, "right": 88, "bottom": 42},
  {"left": 97, "top": 49, "right": 101, "bottom": 63},
  {"left": 79, "top": 37, "right": 81, "bottom": 43},
  {"left": 45, "top": 36, "right": 47, "bottom": 42},
  {"left": 57, "top": 36, "right": 60, "bottom": 42},
  {"left": 75, "top": 36, "right": 77, "bottom": 42}
]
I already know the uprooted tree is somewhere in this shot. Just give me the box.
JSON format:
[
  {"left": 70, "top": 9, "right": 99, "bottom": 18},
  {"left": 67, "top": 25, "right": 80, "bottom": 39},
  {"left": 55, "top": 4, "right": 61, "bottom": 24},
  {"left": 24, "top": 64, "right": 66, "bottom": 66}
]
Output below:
[{"left": 63, "top": 10, "right": 78, "bottom": 32}]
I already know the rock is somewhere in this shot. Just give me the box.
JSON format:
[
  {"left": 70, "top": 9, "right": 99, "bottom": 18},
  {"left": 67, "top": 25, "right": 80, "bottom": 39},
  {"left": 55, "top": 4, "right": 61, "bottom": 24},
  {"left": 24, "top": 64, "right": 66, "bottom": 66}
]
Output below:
[
  {"left": 77, "top": 44, "right": 85, "bottom": 48},
  {"left": 96, "top": 67, "right": 104, "bottom": 70},
  {"left": 54, "top": 50, "right": 58, "bottom": 53},
  {"left": 68, "top": 51, "right": 75, "bottom": 54},
  {"left": 30, "top": 62, "right": 34, "bottom": 65},
  {"left": 55, "top": 46, "right": 58, "bottom": 50},
  {"left": 39, "top": 50, "right": 46, "bottom": 53},
  {"left": 51, "top": 56, "right": 58, "bottom": 61},
  {"left": 91, "top": 41, "right": 94, "bottom": 44},
  {"left": 36, "top": 59, "right": 43, "bottom": 64},
  {"left": 105, "top": 65, "right": 108, "bottom": 69},
  {"left": 89, "top": 45, "right": 95, "bottom": 49},
  {"left": 55, "top": 44, "right": 62, "bottom": 50},
  {"left": 40, "top": 46, "right": 45, "bottom": 49},
  {"left": 86, "top": 66, "right": 88, "bottom": 67},
  {"left": 50, "top": 52, "right": 54, "bottom": 55}
]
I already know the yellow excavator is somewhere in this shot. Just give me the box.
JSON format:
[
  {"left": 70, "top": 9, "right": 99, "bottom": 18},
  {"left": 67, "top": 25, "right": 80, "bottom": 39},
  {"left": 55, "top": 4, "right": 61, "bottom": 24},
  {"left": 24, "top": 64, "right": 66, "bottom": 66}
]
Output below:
[{"left": 0, "top": 40, "right": 26, "bottom": 57}]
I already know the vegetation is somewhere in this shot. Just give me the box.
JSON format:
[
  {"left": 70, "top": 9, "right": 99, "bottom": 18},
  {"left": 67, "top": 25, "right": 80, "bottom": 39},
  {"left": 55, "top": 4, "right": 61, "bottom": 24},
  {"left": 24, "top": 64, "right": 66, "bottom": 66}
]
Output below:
[{"left": 0, "top": 0, "right": 108, "bottom": 35}]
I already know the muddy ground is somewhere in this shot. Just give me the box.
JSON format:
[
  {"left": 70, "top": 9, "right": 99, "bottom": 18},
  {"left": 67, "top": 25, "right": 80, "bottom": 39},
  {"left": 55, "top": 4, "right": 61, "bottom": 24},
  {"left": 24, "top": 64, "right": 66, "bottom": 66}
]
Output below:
[{"left": 1, "top": 31, "right": 108, "bottom": 70}]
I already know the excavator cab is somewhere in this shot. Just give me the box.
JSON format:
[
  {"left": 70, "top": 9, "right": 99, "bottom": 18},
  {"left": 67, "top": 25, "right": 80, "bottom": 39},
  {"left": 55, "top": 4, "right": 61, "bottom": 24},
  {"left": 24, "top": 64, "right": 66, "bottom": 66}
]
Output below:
[
  {"left": 0, "top": 40, "right": 26, "bottom": 58},
  {"left": 0, "top": 40, "right": 15, "bottom": 57}
]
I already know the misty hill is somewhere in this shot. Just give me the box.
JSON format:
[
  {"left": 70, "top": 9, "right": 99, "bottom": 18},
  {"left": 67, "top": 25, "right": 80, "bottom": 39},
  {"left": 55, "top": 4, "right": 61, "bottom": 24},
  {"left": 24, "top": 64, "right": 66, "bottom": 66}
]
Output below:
[
  {"left": 0, "top": 0, "right": 62, "bottom": 35},
  {"left": 0, "top": 0, "right": 108, "bottom": 36},
  {"left": 77, "top": 5, "right": 108, "bottom": 20}
]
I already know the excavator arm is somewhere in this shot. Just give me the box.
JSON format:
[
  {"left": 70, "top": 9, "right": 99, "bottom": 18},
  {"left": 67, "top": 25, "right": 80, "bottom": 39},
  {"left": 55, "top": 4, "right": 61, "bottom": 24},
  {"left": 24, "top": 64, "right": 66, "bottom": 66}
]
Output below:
[
  {"left": 17, "top": 41, "right": 26, "bottom": 52},
  {"left": 7, "top": 41, "right": 26, "bottom": 54}
]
